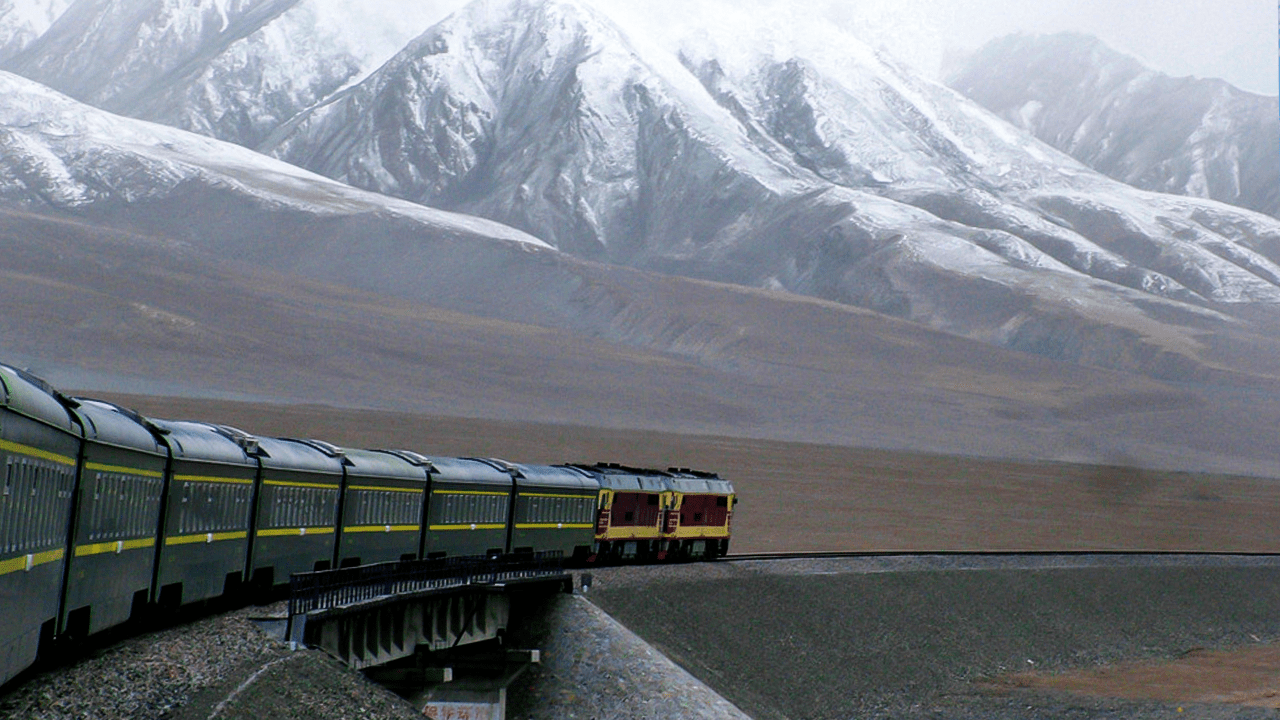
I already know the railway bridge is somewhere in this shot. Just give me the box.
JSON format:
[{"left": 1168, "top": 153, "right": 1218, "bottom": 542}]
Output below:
[{"left": 281, "top": 553, "right": 574, "bottom": 717}]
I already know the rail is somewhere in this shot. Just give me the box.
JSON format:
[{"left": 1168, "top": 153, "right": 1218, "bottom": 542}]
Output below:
[
  {"left": 719, "top": 550, "right": 1280, "bottom": 563},
  {"left": 288, "top": 552, "right": 565, "bottom": 617}
]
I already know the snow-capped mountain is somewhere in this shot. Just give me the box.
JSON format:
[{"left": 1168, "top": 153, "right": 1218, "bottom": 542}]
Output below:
[
  {"left": 3, "top": 0, "right": 1280, "bottom": 385},
  {"left": 0, "top": 70, "right": 548, "bottom": 253},
  {"left": 259, "top": 0, "right": 1280, "bottom": 377},
  {"left": 0, "top": 0, "right": 70, "bottom": 61},
  {"left": 5, "top": 0, "right": 299, "bottom": 109},
  {"left": 0, "top": 0, "right": 442, "bottom": 147},
  {"left": 1, "top": 0, "right": 364, "bottom": 148},
  {"left": 948, "top": 32, "right": 1279, "bottom": 219}
]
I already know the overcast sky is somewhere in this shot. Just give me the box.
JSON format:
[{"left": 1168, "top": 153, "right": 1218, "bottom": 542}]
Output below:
[
  {"left": 322, "top": 0, "right": 1278, "bottom": 96},
  {"left": 933, "top": 0, "right": 1278, "bottom": 95}
]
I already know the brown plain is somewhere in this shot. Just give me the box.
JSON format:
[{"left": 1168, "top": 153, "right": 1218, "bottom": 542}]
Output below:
[{"left": 95, "top": 394, "right": 1280, "bottom": 556}]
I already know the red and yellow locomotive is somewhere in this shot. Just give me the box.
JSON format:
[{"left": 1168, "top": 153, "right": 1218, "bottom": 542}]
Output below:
[{"left": 581, "top": 464, "right": 735, "bottom": 562}]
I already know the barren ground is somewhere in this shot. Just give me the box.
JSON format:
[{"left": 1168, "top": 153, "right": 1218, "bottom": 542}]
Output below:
[
  {"left": 987, "top": 644, "right": 1280, "bottom": 708},
  {"left": 92, "top": 394, "right": 1280, "bottom": 555},
  {"left": 588, "top": 558, "right": 1280, "bottom": 719}
]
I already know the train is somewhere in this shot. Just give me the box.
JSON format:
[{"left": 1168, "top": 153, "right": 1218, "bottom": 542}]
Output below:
[{"left": 0, "top": 362, "right": 736, "bottom": 688}]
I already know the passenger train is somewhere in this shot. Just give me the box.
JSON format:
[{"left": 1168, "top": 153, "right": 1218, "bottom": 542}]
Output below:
[{"left": 0, "top": 362, "right": 736, "bottom": 688}]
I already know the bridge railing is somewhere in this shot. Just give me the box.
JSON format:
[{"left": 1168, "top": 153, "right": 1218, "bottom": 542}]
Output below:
[{"left": 288, "top": 552, "right": 565, "bottom": 617}]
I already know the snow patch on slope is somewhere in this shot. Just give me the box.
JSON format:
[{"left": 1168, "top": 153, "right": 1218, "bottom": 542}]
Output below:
[{"left": 0, "top": 70, "right": 550, "bottom": 247}]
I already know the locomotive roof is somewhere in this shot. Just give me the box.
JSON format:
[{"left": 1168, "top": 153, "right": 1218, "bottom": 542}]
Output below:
[
  {"left": 341, "top": 447, "right": 429, "bottom": 481},
  {"left": 147, "top": 418, "right": 256, "bottom": 466},
  {"left": 0, "top": 363, "right": 76, "bottom": 432},
  {"left": 70, "top": 398, "right": 165, "bottom": 455},
  {"left": 511, "top": 463, "right": 599, "bottom": 492},
  {"left": 665, "top": 468, "right": 734, "bottom": 495},
  {"left": 423, "top": 456, "right": 515, "bottom": 486},
  {"left": 256, "top": 437, "right": 346, "bottom": 474}
]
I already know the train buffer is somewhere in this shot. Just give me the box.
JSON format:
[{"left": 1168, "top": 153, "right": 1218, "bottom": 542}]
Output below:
[{"left": 280, "top": 553, "right": 571, "bottom": 717}]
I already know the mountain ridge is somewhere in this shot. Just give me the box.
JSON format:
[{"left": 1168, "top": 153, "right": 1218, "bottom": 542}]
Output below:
[
  {"left": 947, "top": 32, "right": 1279, "bottom": 219},
  {"left": 0, "top": 0, "right": 1278, "bottom": 477}
]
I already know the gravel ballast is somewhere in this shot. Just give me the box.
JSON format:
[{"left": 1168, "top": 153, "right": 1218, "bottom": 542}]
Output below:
[
  {"left": 0, "top": 604, "right": 424, "bottom": 720},
  {"left": 505, "top": 592, "right": 752, "bottom": 720},
  {"left": 587, "top": 555, "right": 1280, "bottom": 720}
]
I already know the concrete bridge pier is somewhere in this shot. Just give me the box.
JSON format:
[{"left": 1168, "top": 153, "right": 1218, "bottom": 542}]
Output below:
[
  {"left": 366, "top": 645, "right": 543, "bottom": 720},
  {"left": 288, "top": 570, "right": 573, "bottom": 718}
]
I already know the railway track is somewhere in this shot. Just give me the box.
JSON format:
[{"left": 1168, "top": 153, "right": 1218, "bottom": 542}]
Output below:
[{"left": 717, "top": 550, "right": 1280, "bottom": 568}]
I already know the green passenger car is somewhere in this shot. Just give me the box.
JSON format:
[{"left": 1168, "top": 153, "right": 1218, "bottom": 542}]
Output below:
[
  {"left": 422, "top": 457, "right": 514, "bottom": 559},
  {"left": 248, "top": 437, "right": 344, "bottom": 587},
  {"left": 150, "top": 420, "right": 257, "bottom": 607},
  {"left": 60, "top": 399, "right": 167, "bottom": 638},
  {"left": 509, "top": 464, "right": 598, "bottom": 561},
  {"left": 0, "top": 366, "right": 79, "bottom": 687},
  {"left": 335, "top": 449, "right": 428, "bottom": 567}
]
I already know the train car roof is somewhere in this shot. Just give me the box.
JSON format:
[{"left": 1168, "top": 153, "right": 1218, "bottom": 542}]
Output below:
[
  {"left": 341, "top": 447, "right": 428, "bottom": 481},
  {"left": 147, "top": 418, "right": 256, "bottom": 466},
  {"left": 256, "top": 437, "right": 346, "bottom": 474},
  {"left": 665, "top": 468, "right": 734, "bottom": 494},
  {"left": 511, "top": 463, "right": 599, "bottom": 492},
  {"left": 572, "top": 464, "right": 668, "bottom": 492},
  {"left": 70, "top": 398, "right": 165, "bottom": 455},
  {"left": 0, "top": 363, "right": 76, "bottom": 432},
  {"left": 422, "top": 456, "right": 515, "bottom": 487}
]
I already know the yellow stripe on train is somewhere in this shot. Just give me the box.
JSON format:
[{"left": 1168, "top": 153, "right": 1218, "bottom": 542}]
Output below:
[
  {"left": 173, "top": 474, "right": 253, "bottom": 486},
  {"left": 263, "top": 479, "right": 340, "bottom": 490},
  {"left": 74, "top": 537, "right": 156, "bottom": 557},
  {"left": 256, "top": 526, "right": 335, "bottom": 537},
  {"left": 85, "top": 462, "right": 163, "bottom": 478},
  {"left": 0, "top": 548, "right": 65, "bottom": 576},
  {"left": 343, "top": 524, "right": 421, "bottom": 533},
  {"left": 0, "top": 438, "right": 76, "bottom": 467},
  {"left": 164, "top": 531, "right": 249, "bottom": 546},
  {"left": 515, "top": 523, "right": 595, "bottom": 530}
]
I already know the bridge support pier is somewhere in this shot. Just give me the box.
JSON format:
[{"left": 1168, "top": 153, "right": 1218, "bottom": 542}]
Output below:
[{"left": 366, "top": 646, "right": 542, "bottom": 720}]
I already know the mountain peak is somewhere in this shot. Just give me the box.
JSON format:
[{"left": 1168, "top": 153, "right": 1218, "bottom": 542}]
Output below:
[{"left": 948, "top": 32, "right": 1280, "bottom": 218}]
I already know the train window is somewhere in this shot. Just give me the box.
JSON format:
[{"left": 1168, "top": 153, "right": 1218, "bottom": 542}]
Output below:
[
  {"left": 2, "top": 461, "right": 11, "bottom": 555},
  {"left": 0, "top": 458, "right": 74, "bottom": 552},
  {"left": 7, "top": 460, "right": 21, "bottom": 553},
  {"left": 716, "top": 496, "right": 728, "bottom": 507},
  {"left": 266, "top": 483, "right": 337, "bottom": 529}
]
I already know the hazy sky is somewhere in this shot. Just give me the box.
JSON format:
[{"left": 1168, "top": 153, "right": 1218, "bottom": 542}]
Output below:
[
  {"left": 319, "top": 0, "right": 1278, "bottom": 96},
  {"left": 933, "top": 0, "right": 1278, "bottom": 95}
]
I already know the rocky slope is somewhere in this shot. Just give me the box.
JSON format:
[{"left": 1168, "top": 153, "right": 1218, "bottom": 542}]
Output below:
[{"left": 947, "top": 32, "right": 1279, "bottom": 219}]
